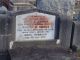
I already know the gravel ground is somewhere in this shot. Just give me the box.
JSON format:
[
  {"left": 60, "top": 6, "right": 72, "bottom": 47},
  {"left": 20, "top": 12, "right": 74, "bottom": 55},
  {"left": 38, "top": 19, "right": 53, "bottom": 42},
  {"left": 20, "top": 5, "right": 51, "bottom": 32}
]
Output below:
[{"left": 9, "top": 47, "right": 78, "bottom": 60}]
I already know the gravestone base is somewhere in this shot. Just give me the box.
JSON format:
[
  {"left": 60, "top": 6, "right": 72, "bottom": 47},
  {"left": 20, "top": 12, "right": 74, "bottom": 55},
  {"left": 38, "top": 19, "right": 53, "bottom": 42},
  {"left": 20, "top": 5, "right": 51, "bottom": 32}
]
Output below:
[{"left": 12, "top": 40, "right": 58, "bottom": 49}]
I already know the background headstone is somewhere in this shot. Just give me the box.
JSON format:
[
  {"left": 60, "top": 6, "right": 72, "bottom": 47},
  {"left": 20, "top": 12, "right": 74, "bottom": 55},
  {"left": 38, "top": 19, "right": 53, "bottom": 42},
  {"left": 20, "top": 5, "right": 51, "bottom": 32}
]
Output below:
[
  {"left": 59, "top": 15, "right": 73, "bottom": 49},
  {"left": 0, "top": 12, "right": 14, "bottom": 51},
  {"left": 0, "top": 13, "right": 13, "bottom": 60},
  {"left": 36, "top": 0, "right": 75, "bottom": 16},
  {"left": 73, "top": 21, "right": 80, "bottom": 50},
  {"left": 12, "top": 0, "right": 36, "bottom": 11},
  {"left": 0, "top": 14, "right": 9, "bottom": 51}
]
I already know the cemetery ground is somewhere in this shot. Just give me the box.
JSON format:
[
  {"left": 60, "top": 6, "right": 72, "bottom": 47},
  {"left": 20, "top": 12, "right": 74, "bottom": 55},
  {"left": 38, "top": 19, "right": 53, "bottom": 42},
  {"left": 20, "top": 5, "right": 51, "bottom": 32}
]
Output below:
[{"left": 9, "top": 46, "right": 80, "bottom": 60}]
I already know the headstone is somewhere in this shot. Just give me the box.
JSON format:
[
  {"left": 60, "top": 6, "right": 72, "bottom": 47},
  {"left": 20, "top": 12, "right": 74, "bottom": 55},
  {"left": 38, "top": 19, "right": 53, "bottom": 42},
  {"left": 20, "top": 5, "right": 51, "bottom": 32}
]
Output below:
[
  {"left": 72, "top": 21, "right": 80, "bottom": 49},
  {"left": 36, "top": 0, "right": 60, "bottom": 13},
  {"left": 0, "top": 14, "right": 12, "bottom": 51},
  {"left": 36, "top": 0, "right": 75, "bottom": 16},
  {"left": 0, "top": 13, "right": 13, "bottom": 60},
  {"left": 59, "top": 15, "right": 73, "bottom": 49},
  {"left": 11, "top": 9, "right": 60, "bottom": 48}
]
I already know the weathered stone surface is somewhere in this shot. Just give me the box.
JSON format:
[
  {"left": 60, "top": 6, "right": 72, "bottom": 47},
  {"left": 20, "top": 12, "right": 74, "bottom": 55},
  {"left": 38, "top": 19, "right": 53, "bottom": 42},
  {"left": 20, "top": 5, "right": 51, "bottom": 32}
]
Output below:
[
  {"left": 73, "top": 21, "right": 80, "bottom": 49},
  {"left": 0, "top": 14, "right": 13, "bottom": 51},
  {"left": 37, "top": 0, "right": 60, "bottom": 13},
  {"left": 37, "top": 0, "right": 75, "bottom": 15},
  {"left": 59, "top": 15, "right": 73, "bottom": 49}
]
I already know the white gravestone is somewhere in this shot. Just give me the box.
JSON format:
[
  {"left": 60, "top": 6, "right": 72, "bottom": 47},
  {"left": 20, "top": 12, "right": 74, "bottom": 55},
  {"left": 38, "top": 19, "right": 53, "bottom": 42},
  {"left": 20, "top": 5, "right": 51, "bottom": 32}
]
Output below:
[{"left": 15, "top": 12, "right": 56, "bottom": 41}]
